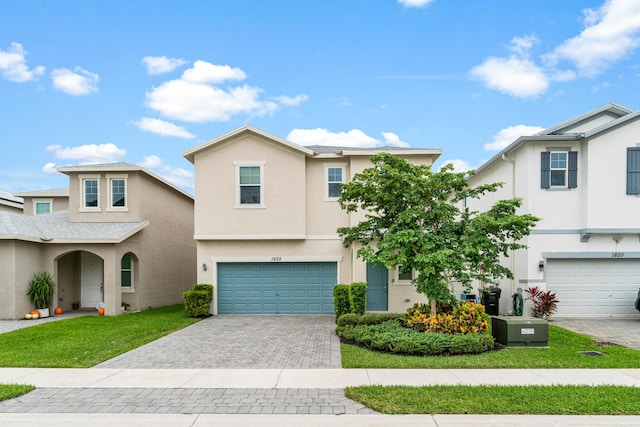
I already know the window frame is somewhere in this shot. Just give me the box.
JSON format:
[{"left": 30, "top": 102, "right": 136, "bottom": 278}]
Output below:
[
  {"left": 120, "top": 253, "right": 134, "bottom": 292},
  {"left": 549, "top": 151, "right": 568, "bottom": 187},
  {"left": 79, "top": 174, "right": 101, "bottom": 211},
  {"left": 234, "top": 161, "right": 265, "bottom": 208},
  {"left": 541, "top": 149, "right": 577, "bottom": 189},
  {"left": 33, "top": 199, "right": 52, "bottom": 215},
  {"left": 324, "top": 163, "right": 346, "bottom": 201},
  {"left": 394, "top": 265, "right": 416, "bottom": 285},
  {"left": 627, "top": 146, "right": 640, "bottom": 195},
  {"left": 107, "top": 174, "right": 128, "bottom": 211}
]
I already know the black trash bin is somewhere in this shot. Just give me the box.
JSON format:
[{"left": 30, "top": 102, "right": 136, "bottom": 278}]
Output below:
[{"left": 482, "top": 287, "right": 502, "bottom": 316}]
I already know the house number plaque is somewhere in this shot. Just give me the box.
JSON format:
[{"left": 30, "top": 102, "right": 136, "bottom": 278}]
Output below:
[
  {"left": 611, "top": 252, "right": 625, "bottom": 258},
  {"left": 271, "top": 257, "right": 282, "bottom": 262}
]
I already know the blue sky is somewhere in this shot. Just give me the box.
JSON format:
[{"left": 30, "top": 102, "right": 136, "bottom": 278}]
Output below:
[{"left": 2, "top": 0, "right": 640, "bottom": 193}]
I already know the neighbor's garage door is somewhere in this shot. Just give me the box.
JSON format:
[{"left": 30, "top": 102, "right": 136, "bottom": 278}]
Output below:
[
  {"left": 217, "top": 262, "right": 337, "bottom": 314},
  {"left": 546, "top": 258, "right": 640, "bottom": 317}
]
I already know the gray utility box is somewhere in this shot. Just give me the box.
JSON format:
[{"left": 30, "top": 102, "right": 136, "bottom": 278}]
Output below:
[{"left": 491, "top": 316, "right": 549, "bottom": 348}]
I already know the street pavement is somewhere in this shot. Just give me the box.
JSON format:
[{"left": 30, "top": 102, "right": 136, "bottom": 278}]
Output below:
[{"left": 0, "top": 314, "right": 639, "bottom": 426}]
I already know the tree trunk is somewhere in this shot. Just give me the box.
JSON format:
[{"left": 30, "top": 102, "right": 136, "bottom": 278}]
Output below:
[{"left": 430, "top": 298, "right": 437, "bottom": 316}]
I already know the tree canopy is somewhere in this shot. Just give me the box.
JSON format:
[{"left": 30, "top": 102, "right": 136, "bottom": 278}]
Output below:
[{"left": 338, "top": 153, "right": 540, "bottom": 314}]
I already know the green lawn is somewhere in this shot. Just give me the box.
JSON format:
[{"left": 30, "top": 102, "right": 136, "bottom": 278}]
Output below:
[
  {"left": 0, "top": 304, "right": 201, "bottom": 368},
  {"left": 342, "top": 324, "right": 640, "bottom": 368},
  {"left": 0, "top": 384, "right": 35, "bottom": 402},
  {"left": 345, "top": 385, "right": 640, "bottom": 415}
]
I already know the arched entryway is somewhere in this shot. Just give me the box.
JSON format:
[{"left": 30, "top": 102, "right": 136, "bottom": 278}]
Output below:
[{"left": 56, "top": 250, "right": 104, "bottom": 310}]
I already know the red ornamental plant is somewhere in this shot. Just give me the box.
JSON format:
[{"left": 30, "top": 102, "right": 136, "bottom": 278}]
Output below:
[{"left": 525, "top": 286, "right": 559, "bottom": 319}]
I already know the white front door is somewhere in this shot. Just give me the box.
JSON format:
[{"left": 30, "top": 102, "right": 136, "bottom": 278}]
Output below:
[{"left": 81, "top": 252, "right": 103, "bottom": 308}]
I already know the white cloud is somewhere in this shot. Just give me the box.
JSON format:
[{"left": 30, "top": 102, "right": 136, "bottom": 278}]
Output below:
[
  {"left": 0, "top": 42, "right": 45, "bottom": 82},
  {"left": 181, "top": 60, "right": 246, "bottom": 84},
  {"left": 483, "top": 125, "right": 545, "bottom": 151},
  {"left": 138, "top": 155, "right": 193, "bottom": 189},
  {"left": 144, "top": 60, "right": 306, "bottom": 123},
  {"left": 469, "top": 36, "right": 549, "bottom": 98},
  {"left": 288, "top": 128, "right": 409, "bottom": 148},
  {"left": 142, "top": 56, "right": 188, "bottom": 75},
  {"left": 273, "top": 94, "right": 309, "bottom": 106},
  {"left": 544, "top": 0, "right": 640, "bottom": 77},
  {"left": 51, "top": 67, "right": 99, "bottom": 96},
  {"left": 398, "top": 0, "right": 435, "bottom": 8},
  {"left": 46, "top": 143, "right": 126, "bottom": 163},
  {"left": 133, "top": 117, "right": 196, "bottom": 139},
  {"left": 42, "top": 162, "right": 58, "bottom": 174}
]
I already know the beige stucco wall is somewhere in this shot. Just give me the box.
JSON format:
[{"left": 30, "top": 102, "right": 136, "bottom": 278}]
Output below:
[
  {"left": 22, "top": 196, "right": 69, "bottom": 216},
  {"left": 0, "top": 240, "right": 44, "bottom": 319},
  {"left": 193, "top": 134, "right": 306, "bottom": 238}
]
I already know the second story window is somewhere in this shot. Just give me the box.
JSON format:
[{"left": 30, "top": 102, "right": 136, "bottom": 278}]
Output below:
[
  {"left": 541, "top": 150, "right": 577, "bottom": 189},
  {"left": 84, "top": 179, "right": 99, "bottom": 208},
  {"left": 110, "top": 177, "right": 126, "bottom": 208},
  {"left": 237, "top": 164, "right": 264, "bottom": 206},
  {"left": 324, "top": 163, "right": 346, "bottom": 201},
  {"left": 34, "top": 200, "right": 51, "bottom": 214}
]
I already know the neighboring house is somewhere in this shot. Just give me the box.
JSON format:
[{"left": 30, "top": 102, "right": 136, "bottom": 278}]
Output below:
[
  {"left": 467, "top": 103, "right": 640, "bottom": 318},
  {"left": 15, "top": 187, "right": 69, "bottom": 215},
  {"left": 0, "top": 190, "right": 23, "bottom": 213},
  {"left": 184, "top": 125, "right": 442, "bottom": 314},
  {"left": 0, "top": 162, "right": 196, "bottom": 319}
]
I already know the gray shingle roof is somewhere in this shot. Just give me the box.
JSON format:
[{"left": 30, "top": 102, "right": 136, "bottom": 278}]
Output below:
[
  {"left": 14, "top": 187, "right": 69, "bottom": 197},
  {"left": 0, "top": 211, "right": 148, "bottom": 243}
]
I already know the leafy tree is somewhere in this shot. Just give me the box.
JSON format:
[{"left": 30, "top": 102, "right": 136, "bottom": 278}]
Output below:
[{"left": 338, "top": 153, "right": 539, "bottom": 315}]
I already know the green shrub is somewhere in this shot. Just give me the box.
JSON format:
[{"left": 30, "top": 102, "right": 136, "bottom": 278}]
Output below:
[
  {"left": 404, "top": 302, "right": 489, "bottom": 335},
  {"left": 337, "top": 320, "right": 494, "bottom": 356},
  {"left": 337, "top": 313, "right": 404, "bottom": 328},
  {"left": 333, "top": 284, "right": 352, "bottom": 318},
  {"left": 183, "top": 284, "right": 213, "bottom": 318},
  {"left": 349, "top": 282, "right": 367, "bottom": 315},
  {"left": 192, "top": 284, "right": 213, "bottom": 302}
]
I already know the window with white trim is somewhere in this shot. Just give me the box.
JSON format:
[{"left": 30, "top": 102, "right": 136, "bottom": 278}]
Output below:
[
  {"left": 236, "top": 164, "right": 264, "bottom": 207},
  {"left": 324, "top": 163, "right": 346, "bottom": 201},
  {"left": 541, "top": 150, "right": 577, "bottom": 189},
  {"left": 108, "top": 175, "right": 127, "bottom": 210},
  {"left": 34, "top": 200, "right": 52, "bottom": 215},
  {"left": 80, "top": 175, "right": 100, "bottom": 210},
  {"left": 121, "top": 253, "right": 133, "bottom": 290},
  {"left": 395, "top": 266, "right": 416, "bottom": 284}
]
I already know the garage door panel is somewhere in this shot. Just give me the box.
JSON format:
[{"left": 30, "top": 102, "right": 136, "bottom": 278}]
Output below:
[
  {"left": 218, "top": 262, "right": 337, "bottom": 314},
  {"left": 547, "top": 258, "right": 640, "bottom": 317}
]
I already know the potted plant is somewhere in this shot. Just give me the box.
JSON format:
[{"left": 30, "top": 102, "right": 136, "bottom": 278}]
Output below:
[
  {"left": 72, "top": 301, "right": 80, "bottom": 311},
  {"left": 27, "top": 272, "right": 55, "bottom": 318}
]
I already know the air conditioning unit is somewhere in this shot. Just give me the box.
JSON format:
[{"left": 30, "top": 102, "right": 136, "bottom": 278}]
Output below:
[{"left": 491, "top": 316, "right": 548, "bottom": 348}]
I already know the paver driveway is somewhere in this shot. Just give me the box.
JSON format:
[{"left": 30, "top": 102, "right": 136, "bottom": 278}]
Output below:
[
  {"left": 95, "top": 314, "right": 342, "bottom": 369},
  {"left": 551, "top": 317, "right": 640, "bottom": 350}
]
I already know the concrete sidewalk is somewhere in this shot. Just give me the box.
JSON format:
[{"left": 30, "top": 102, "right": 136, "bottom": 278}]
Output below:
[{"left": 1, "top": 367, "right": 640, "bottom": 388}]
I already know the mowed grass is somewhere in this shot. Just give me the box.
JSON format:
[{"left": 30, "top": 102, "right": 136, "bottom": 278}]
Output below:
[
  {"left": 0, "top": 304, "right": 201, "bottom": 368},
  {"left": 341, "top": 324, "right": 640, "bottom": 368},
  {"left": 0, "top": 384, "right": 35, "bottom": 402},
  {"left": 345, "top": 384, "right": 640, "bottom": 415}
]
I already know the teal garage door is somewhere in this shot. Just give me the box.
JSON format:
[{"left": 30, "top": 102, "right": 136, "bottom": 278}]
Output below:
[{"left": 218, "top": 262, "right": 337, "bottom": 314}]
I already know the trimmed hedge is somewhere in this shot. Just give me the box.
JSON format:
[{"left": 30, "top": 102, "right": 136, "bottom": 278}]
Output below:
[
  {"left": 183, "top": 284, "right": 213, "bottom": 318},
  {"left": 333, "top": 284, "right": 352, "bottom": 318},
  {"left": 333, "top": 282, "right": 368, "bottom": 318},
  {"left": 337, "top": 313, "right": 404, "bottom": 328},
  {"left": 337, "top": 317, "right": 494, "bottom": 356},
  {"left": 349, "top": 282, "right": 367, "bottom": 315}
]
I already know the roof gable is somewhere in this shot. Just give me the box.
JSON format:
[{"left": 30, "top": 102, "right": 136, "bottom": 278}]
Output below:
[{"left": 183, "top": 125, "right": 314, "bottom": 163}]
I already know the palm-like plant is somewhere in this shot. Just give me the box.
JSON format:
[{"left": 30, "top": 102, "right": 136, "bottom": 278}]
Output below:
[{"left": 27, "top": 272, "right": 55, "bottom": 309}]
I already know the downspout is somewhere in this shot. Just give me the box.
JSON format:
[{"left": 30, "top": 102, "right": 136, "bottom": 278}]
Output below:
[{"left": 501, "top": 154, "right": 516, "bottom": 298}]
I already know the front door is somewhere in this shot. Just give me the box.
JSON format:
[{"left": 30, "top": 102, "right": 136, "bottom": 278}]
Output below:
[
  {"left": 366, "top": 262, "right": 388, "bottom": 311},
  {"left": 81, "top": 252, "right": 103, "bottom": 308}
]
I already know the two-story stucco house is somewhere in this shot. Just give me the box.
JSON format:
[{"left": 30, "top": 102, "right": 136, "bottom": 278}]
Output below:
[
  {"left": 184, "top": 125, "right": 442, "bottom": 314},
  {"left": 467, "top": 103, "right": 640, "bottom": 318},
  {"left": 0, "top": 162, "right": 196, "bottom": 319}
]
